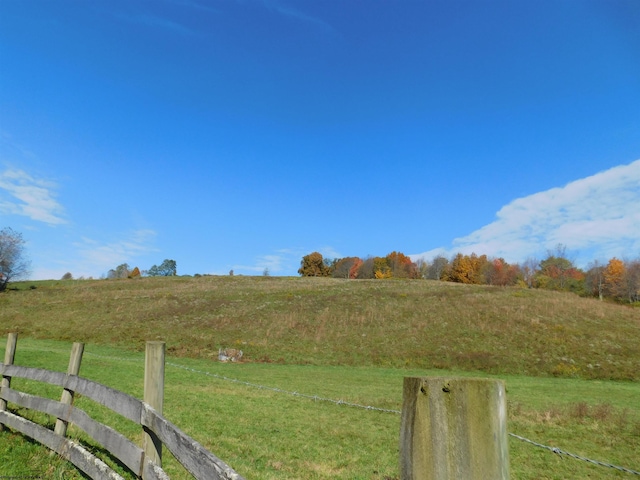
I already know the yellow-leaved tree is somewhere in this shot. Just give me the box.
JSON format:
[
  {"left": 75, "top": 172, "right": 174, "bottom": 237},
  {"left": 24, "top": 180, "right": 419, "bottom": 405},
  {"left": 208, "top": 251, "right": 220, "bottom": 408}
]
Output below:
[
  {"left": 603, "top": 257, "right": 626, "bottom": 301},
  {"left": 298, "top": 252, "right": 331, "bottom": 277}
]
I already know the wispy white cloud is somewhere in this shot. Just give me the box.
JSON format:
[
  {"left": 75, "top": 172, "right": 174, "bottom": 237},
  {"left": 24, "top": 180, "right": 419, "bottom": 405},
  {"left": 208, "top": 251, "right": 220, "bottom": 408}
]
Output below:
[
  {"left": 413, "top": 159, "right": 640, "bottom": 266},
  {"left": 262, "top": 0, "right": 334, "bottom": 33},
  {"left": 0, "top": 168, "right": 66, "bottom": 225},
  {"left": 232, "top": 245, "right": 341, "bottom": 275},
  {"left": 318, "top": 246, "right": 342, "bottom": 259},
  {"left": 73, "top": 229, "right": 159, "bottom": 276},
  {"left": 258, "top": 254, "right": 287, "bottom": 273},
  {"left": 28, "top": 229, "right": 159, "bottom": 280},
  {"left": 1, "top": 131, "right": 38, "bottom": 161},
  {"left": 233, "top": 249, "right": 295, "bottom": 274}
]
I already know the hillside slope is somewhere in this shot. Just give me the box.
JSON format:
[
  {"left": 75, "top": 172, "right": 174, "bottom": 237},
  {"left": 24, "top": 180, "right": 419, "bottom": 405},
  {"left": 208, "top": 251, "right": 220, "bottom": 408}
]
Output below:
[{"left": 2, "top": 276, "right": 638, "bottom": 380}]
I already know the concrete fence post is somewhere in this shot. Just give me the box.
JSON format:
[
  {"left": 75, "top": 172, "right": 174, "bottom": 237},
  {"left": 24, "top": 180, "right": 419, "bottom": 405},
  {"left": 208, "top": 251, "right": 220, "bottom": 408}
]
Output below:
[
  {"left": 54, "top": 341, "right": 85, "bottom": 438},
  {"left": 0, "top": 333, "right": 18, "bottom": 432},
  {"left": 399, "top": 377, "right": 509, "bottom": 480},
  {"left": 143, "top": 341, "right": 165, "bottom": 469}
]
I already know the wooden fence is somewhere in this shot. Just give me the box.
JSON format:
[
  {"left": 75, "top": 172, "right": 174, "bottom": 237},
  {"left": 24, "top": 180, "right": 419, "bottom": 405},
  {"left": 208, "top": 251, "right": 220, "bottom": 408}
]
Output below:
[
  {"left": 2, "top": 332, "right": 512, "bottom": 480},
  {"left": 399, "top": 376, "right": 510, "bottom": 479},
  {"left": 0, "top": 333, "right": 245, "bottom": 480}
]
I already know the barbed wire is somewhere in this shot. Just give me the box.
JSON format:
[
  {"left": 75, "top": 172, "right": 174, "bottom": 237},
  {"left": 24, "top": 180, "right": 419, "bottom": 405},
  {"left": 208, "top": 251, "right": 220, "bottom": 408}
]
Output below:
[
  {"left": 164, "top": 360, "right": 640, "bottom": 476},
  {"left": 508, "top": 433, "right": 640, "bottom": 475},
  {"left": 165, "top": 361, "right": 402, "bottom": 414},
  {"left": 59, "top": 350, "right": 640, "bottom": 475}
]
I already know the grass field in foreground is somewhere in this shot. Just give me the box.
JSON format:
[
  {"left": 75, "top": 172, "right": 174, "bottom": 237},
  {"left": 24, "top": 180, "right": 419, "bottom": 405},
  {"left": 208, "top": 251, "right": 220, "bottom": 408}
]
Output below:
[{"left": 1, "top": 338, "right": 639, "bottom": 479}]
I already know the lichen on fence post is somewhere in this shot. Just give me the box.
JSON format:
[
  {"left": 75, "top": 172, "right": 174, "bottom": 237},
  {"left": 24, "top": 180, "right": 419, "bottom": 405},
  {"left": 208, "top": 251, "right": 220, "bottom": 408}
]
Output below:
[
  {"left": 143, "top": 341, "right": 165, "bottom": 472},
  {"left": 0, "top": 332, "right": 18, "bottom": 432},
  {"left": 399, "top": 376, "right": 510, "bottom": 480}
]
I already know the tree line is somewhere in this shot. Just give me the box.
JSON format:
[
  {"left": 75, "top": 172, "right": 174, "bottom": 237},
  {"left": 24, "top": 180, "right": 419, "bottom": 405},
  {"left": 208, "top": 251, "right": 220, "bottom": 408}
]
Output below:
[
  {"left": 62, "top": 259, "right": 178, "bottom": 280},
  {"left": 1, "top": 226, "right": 637, "bottom": 304},
  {"left": 104, "top": 259, "right": 177, "bottom": 279},
  {"left": 298, "top": 246, "right": 640, "bottom": 304}
]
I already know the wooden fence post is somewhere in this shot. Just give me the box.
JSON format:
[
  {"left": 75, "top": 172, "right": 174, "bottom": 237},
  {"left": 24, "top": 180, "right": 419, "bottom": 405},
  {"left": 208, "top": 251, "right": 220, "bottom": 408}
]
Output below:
[
  {"left": 0, "top": 333, "right": 18, "bottom": 432},
  {"left": 54, "top": 342, "right": 85, "bottom": 437},
  {"left": 143, "top": 341, "right": 165, "bottom": 470},
  {"left": 399, "top": 377, "right": 510, "bottom": 480}
]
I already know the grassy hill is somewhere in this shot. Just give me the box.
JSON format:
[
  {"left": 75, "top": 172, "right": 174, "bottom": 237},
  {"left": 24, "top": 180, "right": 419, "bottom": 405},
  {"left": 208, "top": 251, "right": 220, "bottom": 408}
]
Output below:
[
  {"left": 2, "top": 275, "right": 639, "bottom": 380},
  {"left": 1, "top": 276, "right": 639, "bottom": 479}
]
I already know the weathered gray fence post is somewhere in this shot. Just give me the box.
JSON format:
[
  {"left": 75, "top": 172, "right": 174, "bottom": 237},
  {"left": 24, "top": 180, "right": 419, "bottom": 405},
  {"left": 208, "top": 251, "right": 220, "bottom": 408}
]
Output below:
[
  {"left": 54, "top": 342, "right": 85, "bottom": 437},
  {"left": 399, "top": 377, "right": 509, "bottom": 480},
  {"left": 0, "top": 333, "right": 18, "bottom": 432},
  {"left": 143, "top": 341, "right": 165, "bottom": 471}
]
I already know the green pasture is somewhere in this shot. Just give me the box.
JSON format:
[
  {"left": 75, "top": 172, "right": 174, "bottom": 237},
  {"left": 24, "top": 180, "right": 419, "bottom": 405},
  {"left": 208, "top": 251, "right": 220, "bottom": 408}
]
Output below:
[{"left": 1, "top": 337, "right": 639, "bottom": 479}]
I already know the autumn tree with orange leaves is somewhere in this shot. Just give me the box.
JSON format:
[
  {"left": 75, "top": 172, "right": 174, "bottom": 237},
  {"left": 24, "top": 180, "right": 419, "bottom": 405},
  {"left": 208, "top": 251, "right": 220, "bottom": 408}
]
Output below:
[
  {"left": 536, "top": 246, "right": 584, "bottom": 292},
  {"left": 386, "top": 251, "right": 420, "bottom": 279},
  {"left": 373, "top": 257, "right": 392, "bottom": 279},
  {"left": 302, "top": 251, "right": 420, "bottom": 280},
  {"left": 603, "top": 257, "right": 640, "bottom": 303},
  {"left": 298, "top": 252, "right": 331, "bottom": 277},
  {"left": 445, "top": 253, "right": 488, "bottom": 284},
  {"left": 603, "top": 257, "right": 625, "bottom": 300},
  {"left": 483, "top": 257, "right": 519, "bottom": 286},
  {"left": 332, "top": 257, "right": 362, "bottom": 279},
  {"left": 297, "top": 248, "right": 638, "bottom": 302}
]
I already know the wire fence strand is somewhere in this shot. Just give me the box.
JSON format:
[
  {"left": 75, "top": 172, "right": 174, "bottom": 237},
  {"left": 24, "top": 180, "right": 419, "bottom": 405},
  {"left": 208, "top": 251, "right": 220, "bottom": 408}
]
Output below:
[
  {"left": 507, "top": 433, "right": 640, "bottom": 475},
  {"left": 166, "top": 361, "right": 402, "bottom": 414},
  {"left": 82, "top": 351, "right": 640, "bottom": 476}
]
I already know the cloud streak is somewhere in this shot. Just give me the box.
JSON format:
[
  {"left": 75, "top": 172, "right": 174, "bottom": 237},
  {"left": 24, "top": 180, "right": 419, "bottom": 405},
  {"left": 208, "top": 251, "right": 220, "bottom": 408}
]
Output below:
[
  {"left": 28, "top": 229, "right": 159, "bottom": 280},
  {"left": 233, "top": 248, "right": 298, "bottom": 275},
  {"left": 262, "top": 0, "right": 335, "bottom": 34},
  {"left": 74, "top": 229, "right": 159, "bottom": 275},
  {"left": 414, "top": 159, "right": 640, "bottom": 266},
  {"left": 232, "top": 245, "right": 341, "bottom": 275},
  {"left": 116, "top": 12, "right": 198, "bottom": 36},
  {"left": 0, "top": 168, "right": 67, "bottom": 225}
]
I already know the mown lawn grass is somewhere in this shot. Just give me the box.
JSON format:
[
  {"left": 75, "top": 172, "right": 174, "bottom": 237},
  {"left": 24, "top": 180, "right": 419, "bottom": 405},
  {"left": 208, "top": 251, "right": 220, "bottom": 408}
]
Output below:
[{"left": 1, "top": 338, "right": 639, "bottom": 479}]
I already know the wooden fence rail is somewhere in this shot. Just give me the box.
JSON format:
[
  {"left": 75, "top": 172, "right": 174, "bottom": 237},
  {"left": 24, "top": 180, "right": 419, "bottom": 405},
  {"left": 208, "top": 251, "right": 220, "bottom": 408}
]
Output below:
[
  {"left": 0, "top": 333, "right": 245, "bottom": 480},
  {"left": 2, "top": 333, "right": 511, "bottom": 479}
]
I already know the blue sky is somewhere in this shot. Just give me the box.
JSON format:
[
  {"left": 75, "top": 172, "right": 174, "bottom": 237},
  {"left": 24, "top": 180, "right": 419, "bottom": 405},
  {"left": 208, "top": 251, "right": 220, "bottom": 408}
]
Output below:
[{"left": 1, "top": 0, "right": 639, "bottom": 279}]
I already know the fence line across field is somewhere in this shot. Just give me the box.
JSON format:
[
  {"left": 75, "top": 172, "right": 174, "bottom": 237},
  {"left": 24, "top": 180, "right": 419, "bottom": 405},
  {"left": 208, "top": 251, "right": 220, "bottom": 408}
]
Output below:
[
  {"left": 508, "top": 433, "right": 640, "bottom": 475},
  {"left": 85, "top": 350, "right": 640, "bottom": 476},
  {"left": 4, "top": 344, "right": 639, "bottom": 477},
  {"left": 164, "top": 357, "right": 640, "bottom": 477}
]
